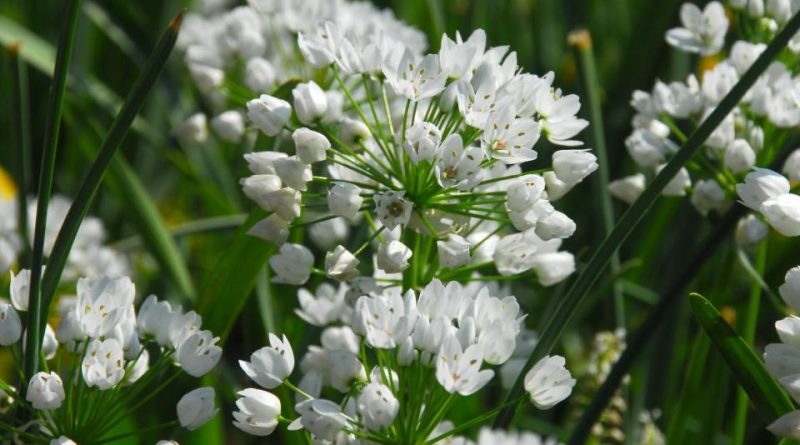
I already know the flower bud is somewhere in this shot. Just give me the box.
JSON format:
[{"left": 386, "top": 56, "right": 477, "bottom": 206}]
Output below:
[
  {"left": 270, "top": 243, "right": 314, "bottom": 285},
  {"left": 240, "top": 174, "right": 282, "bottom": 209},
  {"left": 530, "top": 251, "right": 575, "bottom": 286},
  {"left": 273, "top": 156, "right": 312, "bottom": 191},
  {"left": 724, "top": 139, "right": 756, "bottom": 174},
  {"left": 339, "top": 117, "right": 371, "bottom": 145},
  {"left": 177, "top": 387, "right": 217, "bottom": 431},
  {"left": 543, "top": 171, "right": 574, "bottom": 201},
  {"left": 524, "top": 355, "right": 575, "bottom": 409},
  {"left": 329, "top": 350, "right": 366, "bottom": 392},
  {"left": 247, "top": 94, "right": 292, "bottom": 136},
  {"left": 244, "top": 152, "right": 288, "bottom": 175},
  {"left": 762, "top": 193, "right": 800, "bottom": 237},
  {"left": 291, "top": 399, "right": 347, "bottom": 440},
  {"left": 293, "top": 81, "right": 328, "bottom": 124},
  {"left": 244, "top": 57, "right": 276, "bottom": 93},
  {"left": 264, "top": 188, "right": 301, "bottom": 221},
  {"left": 437, "top": 234, "right": 471, "bottom": 269},
  {"left": 783, "top": 149, "right": 800, "bottom": 181},
  {"left": 26, "top": 371, "right": 65, "bottom": 410},
  {"left": 780, "top": 267, "right": 800, "bottom": 312},
  {"left": 247, "top": 214, "right": 290, "bottom": 246},
  {"left": 210, "top": 111, "right": 245, "bottom": 143},
  {"left": 376, "top": 240, "right": 412, "bottom": 273},
  {"left": 328, "top": 183, "right": 363, "bottom": 219},
  {"left": 357, "top": 382, "right": 399, "bottom": 429},
  {"left": 535, "top": 211, "right": 576, "bottom": 240},
  {"left": 552, "top": 149, "right": 598, "bottom": 185},
  {"left": 656, "top": 164, "right": 691, "bottom": 197},
  {"left": 233, "top": 388, "right": 281, "bottom": 436},
  {"left": 768, "top": 411, "right": 800, "bottom": 441},
  {"left": 293, "top": 128, "right": 331, "bottom": 164},
  {"left": 608, "top": 174, "right": 645, "bottom": 204},
  {"left": 0, "top": 301, "right": 21, "bottom": 346},
  {"left": 735, "top": 214, "right": 769, "bottom": 246},
  {"left": 736, "top": 168, "right": 791, "bottom": 211},
  {"left": 325, "top": 245, "right": 360, "bottom": 281},
  {"left": 691, "top": 179, "right": 729, "bottom": 215},
  {"left": 175, "top": 113, "right": 208, "bottom": 144}
]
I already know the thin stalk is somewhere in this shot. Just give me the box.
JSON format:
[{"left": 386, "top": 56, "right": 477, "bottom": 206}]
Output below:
[
  {"left": 731, "top": 241, "right": 768, "bottom": 445},
  {"left": 37, "top": 11, "right": 185, "bottom": 337},
  {"left": 570, "top": 29, "right": 624, "bottom": 328},
  {"left": 24, "top": 0, "right": 83, "bottom": 384},
  {"left": 494, "top": 10, "right": 800, "bottom": 429},
  {"left": 9, "top": 43, "right": 32, "bottom": 261}
]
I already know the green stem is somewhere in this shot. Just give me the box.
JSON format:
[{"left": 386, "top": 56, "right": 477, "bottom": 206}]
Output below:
[
  {"left": 36, "top": 10, "right": 185, "bottom": 337},
  {"left": 23, "top": 0, "right": 83, "bottom": 386},
  {"left": 9, "top": 43, "right": 32, "bottom": 261},
  {"left": 731, "top": 241, "right": 768, "bottom": 445},
  {"left": 494, "top": 10, "right": 800, "bottom": 429}
]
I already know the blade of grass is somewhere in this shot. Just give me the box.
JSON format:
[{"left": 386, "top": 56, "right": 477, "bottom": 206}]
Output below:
[
  {"left": 23, "top": 0, "right": 83, "bottom": 383},
  {"left": 690, "top": 293, "right": 795, "bottom": 421},
  {"left": 494, "top": 11, "right": 800, "bottom": 428},
  {"left": 569, "top": 29, "right": 624, "bottom": 328},
  {"left": 8, "top": 43, "right": 32, "bottom": 261},
  {"left": 196, "top": 209, "right": 274, "bottom": 341},
  {"left": 732, "top": 241, "right": 768, "bottom": 445},
  {"left": 111, "top": 214, "right": 248, "bottom": 251},
  {"left": 36, "top": 11, "right": 185, "bottom": 337}
]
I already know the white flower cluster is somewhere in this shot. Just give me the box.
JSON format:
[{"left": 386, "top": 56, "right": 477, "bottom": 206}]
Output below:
[
  {"left": 0, "top": 272, "right": 222, "bottom": 440},
  {"left": 232, "top": 279, "right": 575, "bottom": 443},
  {"left": 436, "top": 426, "right": 562, "bottom": 445},
  {"left": 180, "top": 1, "right": 597, "bottom": 289},
  {"left": 614, "top": 1, "right": 800, "bottom": 244},
  {"left": 0, "top": 194, "right": 129, "bottom": 280},
  {"left": 764, "top": 266, "right": 800, "bottom": 440}
]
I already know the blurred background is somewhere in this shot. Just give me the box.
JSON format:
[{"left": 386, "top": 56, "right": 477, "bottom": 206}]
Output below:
[{"left": 2, "top": 0, "right": 797, "bottom": 443}]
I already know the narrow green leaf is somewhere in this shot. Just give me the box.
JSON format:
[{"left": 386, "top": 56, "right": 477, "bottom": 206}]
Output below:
[
  {"left": 8, "top": 43, "right": 32, "bottom": 260},
  {"left": 494, "top": 10, "right": 800, "bottom": 428},
  {"left": 36, "top": 10, "right": 184, "bottom": 338},
  {"left": 197, "top": 209, "right": 274, "bottom": 342},
  {"left": 24, "top": 0, "right": 83, "bottom": 384},
  {"left": 689, "top": 293, "right": 794, "bottom": 421}
]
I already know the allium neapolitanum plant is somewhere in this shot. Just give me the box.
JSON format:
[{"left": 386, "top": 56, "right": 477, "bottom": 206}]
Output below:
[{"left": 3, "top": 0, "right": 800, "bottom": 444}]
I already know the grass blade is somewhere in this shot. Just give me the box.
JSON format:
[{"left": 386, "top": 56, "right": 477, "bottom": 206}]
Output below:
[
  {"left": 196, "top": 210, "right": 274, "bottom": 342},
  {"left": 23, "top": 0, "right": 83, "bottom": 383},
  {"left": 35, "top": 10, "right": 184, "bottom": 339},
  {"left": 494, "top": 10, "right": 800, "bottom": 428},
  {"left": 689, "top": 293, "right": 794, "bottom": 421},
  {"left": 8, "top": 43, "right": 32, "bottom": 259}
]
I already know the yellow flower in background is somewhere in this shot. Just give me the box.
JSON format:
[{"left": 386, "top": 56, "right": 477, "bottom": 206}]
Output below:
[{"left": 0, "top": 167, "right": 16, "bottom": 200}]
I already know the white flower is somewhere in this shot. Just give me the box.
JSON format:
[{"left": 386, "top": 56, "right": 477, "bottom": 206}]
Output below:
[
  {"left": 244, "top": 152, "right": 288, "bottom": 175},
  {"left": 531, "top": 251, "right": 575, "bottom": 287},
  {"left": 524, "top": 355, "right": 576, "bottom": 409},
  {"left": 50, "top": 437, "right": 77, "bottom": 445},
  {"left": 210, "top": 110, "right": 245, "bottom": 143},
  {"left": 608, "top": 174, "right": 646, "bottom": 205},
  {"left": 295, "top": 283, "right": 348, "bottom": 327},
  {"left": 298, "top": 22, "right": 338, "bottom": 68},
  {"left": 40, "top": 324, "right": 58, "bottom": 361},
  {"left": 247, "top": 94, "right": 292, "bottom": 136},
  {"left": 780, "top": 267, "right": 800, "bottom": 312},
  {"left": 309, "top": 217, "right": 348, "bottom": 250},
  {"left": 736, "top": 168, "right": 791, "bottom": 211},
  {"left": 494, "top": 231, "right": 540, "bottom": 276},
  {"left": 247, "top": 214, "right": 290, "bottom": 246},
  {"left": 240, "top": 174, "right": 282, "bottom": 209},
  {"left": 0, "top": 301, "right": 21, "bottom": 346},
  {"left": 768, "top": 410, "right": 800, "bottom": 440},
  {"left": 543, "top": 171, "right": 573, "bottom": 201},
  {"left": 765, "top": 343, "right": 800, "bottom": 378},
  {"left": 436, "top": 335, "right": 494, "bottom": 396},
  {"left": 376, "top": 240, "right": 412, "bottom": 273},
  {"left": 375, "top": 191, "right": 413, "bottom": 230},
  {"left": 240, "top": 333, "right": 295, "bottom": 389},
  {"left": 82, "top": 338, "right": 125, "bottom": 390},
  {"left": 383, "top": 51, "right": 446, "bottom": 102},
  {"left": 665, "top": 2, "right": 728, "bottom": 55},
  {"left": 293, "top": 81, "right": 328, "bottom": 125},
  {"left": 270, "top": 243, "right": 314, "bottom": 285},
  {"left": 762, "top": 194, "right": 800, "bottom": 237},
  {"left": 329, "top": 350, "right": 366, "bottom": 392},
  {"left": 655, "top": 164, "right": 691, "bottom": 197},
  {"left": 290, "top": 399, "right": 347, "bottom": 440},
  {"left": 437, "top": 234, "right": 471, "bottom": 269},
  {"left": 293, "top": 128, "right": 330, "bottom": 164},
  {"left": 264, "top": 188, "right": 302, "bottom": 221},
  {"left": 536, "top": 93, "right": 589, "bottom": 147},
  {"left": 482, "top": 104, "right": 540, "bottom": 164},
  {"left": 244, "top": 57, "right": 275, "bottom": 93},
  {"left": 273, "top": 156, "right": 312, "bottom": 191},
  {"left": 325, "top": 245, "right": 360, "bottom": 281},
  {"left": 328, "top": 183, "right": 363, "bottom": 219},
  {"left": 137, "top": 295, "right": 176, "bottom": 347},
  {"left": 177, "top": 387, "right": 217, "bottom": 431},
  {"left": 321, "top": 326, "right": 360, "bottom": 355},
  {"left": 155, "top": 441, "right": 178, "bottom": 445},
  {"left": 552, "top": 149, "right": 598, "bottom": 185},
  {"left": 75, "top": 276, "right": 135, "bottom": 338},
  {"left": 26, "top": 371, "right": 65, "bottom": 410},
  {"left": 357, "top": 382, "right": 399, "bottom": 430},
  {"left": 176, "top": 330, "right": 223, "bottom": 377},
  {"left": 126, "top": 349, "right": 149, "bottom": 384},
  {"left": 355, "top": 290, "right": 417, "bottom": 349},
  {"left": 535, "top": 211, "right": 576, "bottom": 241},
  {"left": 625, "top": 128, "right": 670, "bottom": 168},
  {"left": 435, "top": 134, "right": 485, "bottom": 190},
  {"left": 403, "top": 121, "right": 442, "bottom": 164},
  {"left": 56, "top": 310, "right": 84, "bottom": 352},
  {"left": 233, "top": 388, "right": 281, "bottom": 436},
  {"left": 724, "top": 139, "right": 756, "bottom": 174},
  {"left": 169, "top": 310, "right": 203, "bottom": 349},
  {"left": 10, "top": 268, "right": 30, "bottom": 311}
]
